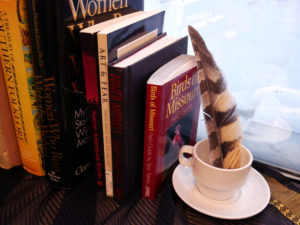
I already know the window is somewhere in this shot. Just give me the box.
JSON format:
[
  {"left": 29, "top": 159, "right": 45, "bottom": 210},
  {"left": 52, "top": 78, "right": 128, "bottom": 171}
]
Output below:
[{"left": 145, "top": 0, "right": 300, "bottom": 176}]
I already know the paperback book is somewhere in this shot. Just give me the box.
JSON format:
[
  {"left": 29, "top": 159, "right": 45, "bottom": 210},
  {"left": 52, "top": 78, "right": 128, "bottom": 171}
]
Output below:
[
  {"left": 142, "top": 54, "right": 201, "bottom": 199},
  {"left": 0, "top": 0, "right": 44, "bottom": 175}
]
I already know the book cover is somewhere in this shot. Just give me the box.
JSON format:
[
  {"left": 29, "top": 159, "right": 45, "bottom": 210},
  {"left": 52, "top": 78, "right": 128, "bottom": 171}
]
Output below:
[
  {"left": 142, "top": 54, "right": 201, "bottom": 199},
  {"left": 96, "top": 10, "right": 165, "bottom": 197},
  {"left": 0, "top": 61, "right": 21, "bottom": 169},
  {"left": 80, "top": 11, "right": 147, "bottom": 189},
  {"left": 108, "top": 36, "right": 188, "bottom": 201},
  {"left": 34, "top": 0, "right": 144, "bottom": 188},
  {"left": 0, "top": 0, "right": 44, "bottom": 175}
]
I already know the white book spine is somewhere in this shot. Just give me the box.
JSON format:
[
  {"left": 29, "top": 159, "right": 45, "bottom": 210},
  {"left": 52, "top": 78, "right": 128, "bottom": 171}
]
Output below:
[{"left": 97, "top": 33, "right": 114, "bottom": 197}]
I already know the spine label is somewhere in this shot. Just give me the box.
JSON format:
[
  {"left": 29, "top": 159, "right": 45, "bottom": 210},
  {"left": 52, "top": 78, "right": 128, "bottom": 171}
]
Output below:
[
  {"left": 143, "top": 84, "right": 161, "bottom": 199},
  {"left": 109, "top": 72, "right": 123, "bottom": 200}
]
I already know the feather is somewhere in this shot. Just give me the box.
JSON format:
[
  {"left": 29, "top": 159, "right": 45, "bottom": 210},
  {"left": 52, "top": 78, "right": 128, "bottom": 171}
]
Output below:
[{"left": 188, "top": 26, "right": 243, "bottom": 169}]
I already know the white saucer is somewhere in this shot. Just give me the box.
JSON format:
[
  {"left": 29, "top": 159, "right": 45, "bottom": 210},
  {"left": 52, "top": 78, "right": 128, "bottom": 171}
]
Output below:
[{"left": 172, "top": 164, "right": 270, "bottom": 219}]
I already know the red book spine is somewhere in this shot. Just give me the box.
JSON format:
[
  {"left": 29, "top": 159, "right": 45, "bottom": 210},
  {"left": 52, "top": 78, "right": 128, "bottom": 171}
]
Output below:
[
  {"left": 82, "top": 52, "right": 104, "bottom": 187},
  {"left": 109, "top": 71, "right": 124, "bottom": 201},
  {"left": 142, "top": 84, "right": 163, "bottom": 199}
]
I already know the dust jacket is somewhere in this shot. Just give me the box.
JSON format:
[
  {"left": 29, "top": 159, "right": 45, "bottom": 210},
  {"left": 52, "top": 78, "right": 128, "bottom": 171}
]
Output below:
[
  {"left": 108, "top": 36, "right": 188, "bottom": 201},
  {"left": 33, "top": 0, "right": 144, "bottom": 188},
  {"left": 142, "top": 55, "right": 201, "bottom": 199}
]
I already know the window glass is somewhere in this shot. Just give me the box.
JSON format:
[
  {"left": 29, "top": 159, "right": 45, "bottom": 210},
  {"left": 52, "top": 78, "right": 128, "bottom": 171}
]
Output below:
[{"left": 145, "top": 0, "right": 300, "bottom": 175}]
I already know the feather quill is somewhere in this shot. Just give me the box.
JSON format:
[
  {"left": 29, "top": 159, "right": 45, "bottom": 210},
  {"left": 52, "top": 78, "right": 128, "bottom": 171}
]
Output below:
[{"left": 188, "top": 26, "right": 243, "bottom": 169}]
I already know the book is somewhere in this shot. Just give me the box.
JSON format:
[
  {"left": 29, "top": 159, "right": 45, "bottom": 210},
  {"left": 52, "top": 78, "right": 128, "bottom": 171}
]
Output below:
[
  {"left": 33, "top": 0, "right": 144, "bottom": 188},
  {"left": 92, "top": 9, "right": 165, "bottom": 196},
  {"left": 108, "top": 36, "right": 188, "bottom": 201},
  {"left": 0, "top": 0, "right": 44, "bottom": 175},
  {"left": 25, "top": 0, "right": 47, "bottom": 172},
  {"left": 0, "top": 60, "right": 21, "bottom": 169},
  {"left": 142, "top": 54, "right": 201, "bottom": 199},
  {"left": 80, "top": 10, "right": 149, "bottom": 189}
]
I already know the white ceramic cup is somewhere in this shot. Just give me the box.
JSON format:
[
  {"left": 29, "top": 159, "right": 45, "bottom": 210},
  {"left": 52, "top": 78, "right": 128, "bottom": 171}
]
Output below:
[{"left": 179, "top": 139, "right": 253, "bottom": 201}]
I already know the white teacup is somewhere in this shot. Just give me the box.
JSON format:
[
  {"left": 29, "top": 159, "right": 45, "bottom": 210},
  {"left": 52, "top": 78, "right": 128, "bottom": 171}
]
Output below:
[{"left": 179, "top": 139, "right": 253, "bottom": 201}]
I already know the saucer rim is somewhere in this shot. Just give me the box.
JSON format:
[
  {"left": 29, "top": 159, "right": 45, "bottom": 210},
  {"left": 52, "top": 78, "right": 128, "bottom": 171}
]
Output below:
[{"left": 172, "top": 164, "right": 271, "bottom": 220}]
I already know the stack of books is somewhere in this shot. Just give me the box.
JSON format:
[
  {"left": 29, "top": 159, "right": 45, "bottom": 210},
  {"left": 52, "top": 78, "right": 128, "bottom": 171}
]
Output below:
[{"left": 0, "top": 0, "right": 201, "bottom": 201}]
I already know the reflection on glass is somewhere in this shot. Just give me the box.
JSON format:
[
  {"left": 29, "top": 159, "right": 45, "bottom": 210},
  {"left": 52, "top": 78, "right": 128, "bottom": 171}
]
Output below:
[{"left": 145, "top": 0, "right": 300, "bottom": 175}]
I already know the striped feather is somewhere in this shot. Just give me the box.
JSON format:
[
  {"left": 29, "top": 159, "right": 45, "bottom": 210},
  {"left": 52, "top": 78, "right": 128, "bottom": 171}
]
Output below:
[{"left": 188, "top": 26, "right": 243, "bottom": 169}]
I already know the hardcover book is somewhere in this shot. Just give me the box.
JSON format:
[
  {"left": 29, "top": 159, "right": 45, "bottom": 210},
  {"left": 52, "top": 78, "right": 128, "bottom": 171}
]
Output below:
[
  {"left": 142, "top": 54, "right": 201, "bottom": 199},
  {"left": 0, "top": 0, "right": 44, "bottom": 175},
  {"left": 82, "top": 9, "right": 165, "bottom": 196},
  {"left": 80, "top": 10, "right": 153, "bottom": 190},
  {"left": 0, "top": 61, "right": 21, "bottom": 169},
  {"left": 33, "top": 0, "right": 144, "bottom": 188},
  {"left": 108, "top": 36, "right": 188, "bottom": 201}
]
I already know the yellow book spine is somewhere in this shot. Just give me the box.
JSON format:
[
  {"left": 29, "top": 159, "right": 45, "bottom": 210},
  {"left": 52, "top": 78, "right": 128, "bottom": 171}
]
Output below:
[
  {"left": 0, "top": 59, "right": 21, "bottom": 169},
  {"left": 0, "top": 0, "right": 44, "bottom": 176}
]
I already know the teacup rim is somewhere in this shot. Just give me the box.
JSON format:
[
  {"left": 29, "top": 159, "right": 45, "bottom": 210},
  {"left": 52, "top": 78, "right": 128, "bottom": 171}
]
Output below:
[{"left": 194, "top": 139, "right": 253, "bottom": 171}]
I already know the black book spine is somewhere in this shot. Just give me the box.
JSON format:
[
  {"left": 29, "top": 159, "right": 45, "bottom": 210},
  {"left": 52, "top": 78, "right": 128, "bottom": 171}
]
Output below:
[
  {"left": 108, "top": 67, "right": 129, "bottom": 201},
  {"left": 35, "top": 0, "right": 65, "bottom": 186},
  {"left": 81, "top": 32, "right": 105, "bottom": 188}
]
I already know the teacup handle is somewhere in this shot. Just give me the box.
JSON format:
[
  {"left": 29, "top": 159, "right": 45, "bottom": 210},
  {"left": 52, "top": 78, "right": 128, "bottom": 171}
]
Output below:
[{"left": 179, "top": 145, "right": 194, "bottom": 167}]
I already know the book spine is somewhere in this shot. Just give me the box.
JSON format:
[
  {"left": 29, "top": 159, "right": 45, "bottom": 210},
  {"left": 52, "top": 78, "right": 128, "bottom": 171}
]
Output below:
[
  {"left": 26, "top": 0, "right": 47, "bottom": 172},
  {"left": 0, "top": 0, "right": 44, "bottom": 176},
  {"left": 81, "top": 33, "right": 105, "bottom": 188},
  {"left": 34, "top": 0, "right": 64, "bottom": 185},
  {"left": 142, "top": 84, "right": 163, "bottom": 199},
  {"left": 108, "top": 68, "right": 126, "bottom": 201},
  {"left": 0, "top": 61, "right": 21, "bottom": 169},
  {"left": 97, "top": 33, "right": 114, "bottom": 197}
]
